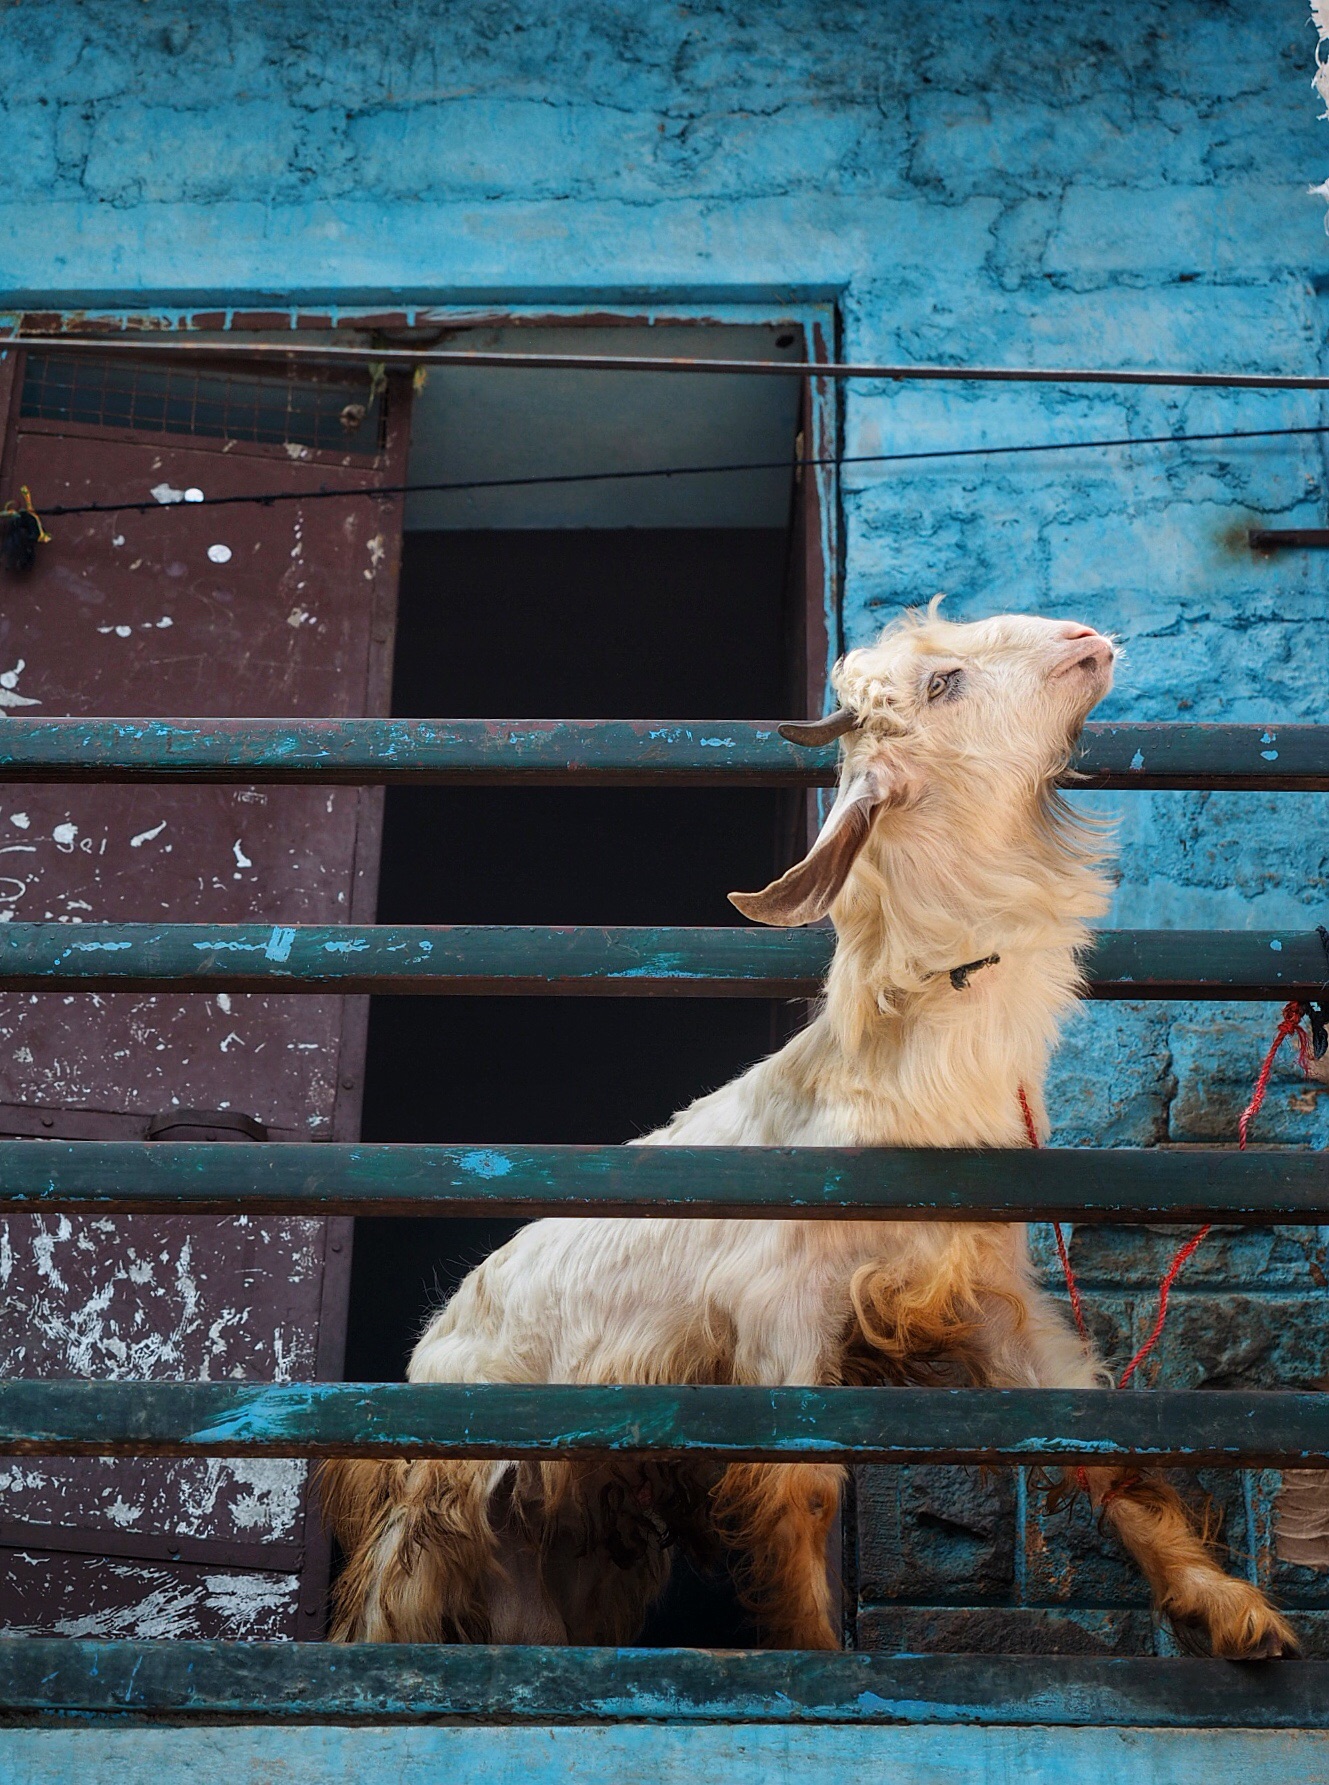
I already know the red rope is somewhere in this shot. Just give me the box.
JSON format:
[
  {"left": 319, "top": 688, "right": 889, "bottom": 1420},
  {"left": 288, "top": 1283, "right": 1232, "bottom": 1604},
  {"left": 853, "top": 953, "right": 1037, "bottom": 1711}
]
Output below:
[
  {"left": 1238, "top": 1000, "right": 1308, "bottom": 1149},
  {"left": 1020, "top": 1083, "right": 1092, "bottom": 1495},
  {"left": 1051, "top": 1220, "right": 1090, "bottom": 1344},
  {"left": 1017, "top": 1083, "right": 1040, "bottom": 1150},
  {"left": 1115, "top": 1225, "right": 1211, "bottom": 1387},
  {"left": 1019, "top": 998, "right": 1310, "bottom": 1503},
  {"left": 1019, "top": 1084, "right": 1091, "bottom": 1345},
  {"left": 1022, "top": 999, "right": 1311, "bottom": 1402}
]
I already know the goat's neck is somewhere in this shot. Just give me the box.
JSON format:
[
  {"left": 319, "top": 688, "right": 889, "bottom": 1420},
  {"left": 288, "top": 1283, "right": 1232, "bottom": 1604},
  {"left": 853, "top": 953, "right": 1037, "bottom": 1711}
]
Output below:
[{"left": 792, "top": 800, "right": 1110, "bottom": 1148}]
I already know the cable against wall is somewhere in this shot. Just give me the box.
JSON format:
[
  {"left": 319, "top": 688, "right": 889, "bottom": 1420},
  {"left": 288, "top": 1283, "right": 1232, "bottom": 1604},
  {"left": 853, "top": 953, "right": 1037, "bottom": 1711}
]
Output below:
[{"left": 20, "top": 421, "right": 1329, "bottom": 523}]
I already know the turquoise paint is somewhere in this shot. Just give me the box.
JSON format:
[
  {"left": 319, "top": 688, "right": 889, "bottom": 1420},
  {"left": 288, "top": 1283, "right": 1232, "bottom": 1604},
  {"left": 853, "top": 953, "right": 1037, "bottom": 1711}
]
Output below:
[
  {"left": 6, "top": 1379, "right": 1328, "bottom": 1466},
  {"left": 0, "top": 717, "right": 1321, "bottom": 785},
  {"left": 5, "top": 0, "right": 1329, "bottom": 1656},
  {"left": 2, "top": 1723, "right": 1327, "bottom": 1785},
  {"left": 457, "top": 1149, "right": 515, "bottom": 1180},
  {"left": 0, "top": 921, "right": 1319, "bottom": 994},
  {"left": 6, "top": 1639, "right": 1328, "bottom": 1726}
]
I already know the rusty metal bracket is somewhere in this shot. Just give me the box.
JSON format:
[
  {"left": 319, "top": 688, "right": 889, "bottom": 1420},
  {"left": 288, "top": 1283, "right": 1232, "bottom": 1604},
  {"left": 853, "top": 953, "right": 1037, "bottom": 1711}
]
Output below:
[{"left": 144, "top": 1109, "right": 269, "bottom": 1142}]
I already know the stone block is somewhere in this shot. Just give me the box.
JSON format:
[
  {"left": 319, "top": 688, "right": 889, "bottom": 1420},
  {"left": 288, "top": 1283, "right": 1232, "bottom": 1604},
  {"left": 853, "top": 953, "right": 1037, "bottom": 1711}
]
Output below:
[
  {"left": 856, "top": 1603, "right": 1156, "bottom": 1656},
  {"left": 854, "top": 1465, "right": 1015, "bottom": 1602}
]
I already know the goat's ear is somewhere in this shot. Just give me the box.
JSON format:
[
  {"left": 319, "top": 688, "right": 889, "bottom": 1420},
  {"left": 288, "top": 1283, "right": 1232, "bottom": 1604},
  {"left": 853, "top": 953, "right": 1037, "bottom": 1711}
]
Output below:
[{"left": 728, "top": 764, "right": 895, "bottom": 927}]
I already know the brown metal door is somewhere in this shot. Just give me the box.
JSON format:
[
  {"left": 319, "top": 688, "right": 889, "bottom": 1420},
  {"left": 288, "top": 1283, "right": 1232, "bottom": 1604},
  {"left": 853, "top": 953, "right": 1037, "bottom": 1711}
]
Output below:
[{"left": 0, "top": 344, "right": 407, "bottom": 1637}]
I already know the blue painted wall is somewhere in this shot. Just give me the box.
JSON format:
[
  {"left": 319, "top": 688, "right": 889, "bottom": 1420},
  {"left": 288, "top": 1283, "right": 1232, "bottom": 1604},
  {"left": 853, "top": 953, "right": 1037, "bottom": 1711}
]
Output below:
[
  {"left": 6, "top": 1721, "right": 1329, "bottom": 1785},
  {"left": 5, "top": 0, "right": 1329, "bottom": 1652}
]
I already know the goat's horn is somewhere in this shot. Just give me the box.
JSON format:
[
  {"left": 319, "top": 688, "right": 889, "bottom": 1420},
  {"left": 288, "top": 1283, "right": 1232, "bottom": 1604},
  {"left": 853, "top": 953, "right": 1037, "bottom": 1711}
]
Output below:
[{"left": 778, "top": 708, "right": 859, "bottom": 747}]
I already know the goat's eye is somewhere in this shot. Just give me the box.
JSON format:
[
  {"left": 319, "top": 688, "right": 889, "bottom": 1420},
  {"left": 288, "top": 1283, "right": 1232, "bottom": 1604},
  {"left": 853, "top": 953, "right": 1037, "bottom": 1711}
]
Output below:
[{"left": 927, "top": 668, "right": 962, "bottom": 702}]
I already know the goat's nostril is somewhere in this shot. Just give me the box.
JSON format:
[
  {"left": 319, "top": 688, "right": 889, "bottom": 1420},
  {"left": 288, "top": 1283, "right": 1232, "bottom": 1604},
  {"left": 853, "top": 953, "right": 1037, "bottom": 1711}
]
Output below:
[{"left": 1059, "top": 623, "right": 1098, "bottom": 640}]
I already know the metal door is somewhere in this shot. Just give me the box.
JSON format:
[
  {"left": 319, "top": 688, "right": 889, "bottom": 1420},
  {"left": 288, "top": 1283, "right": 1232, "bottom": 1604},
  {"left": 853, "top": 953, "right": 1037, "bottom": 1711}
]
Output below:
[{"left": 0, "top": 342, "right": 408, "bottom": 1636}]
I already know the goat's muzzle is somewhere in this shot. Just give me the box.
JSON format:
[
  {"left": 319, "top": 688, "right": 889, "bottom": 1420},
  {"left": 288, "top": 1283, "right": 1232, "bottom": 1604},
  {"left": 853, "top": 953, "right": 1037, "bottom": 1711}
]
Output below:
[{"left": 1050, "top": 628, "right": 1116, "bottom": 682}]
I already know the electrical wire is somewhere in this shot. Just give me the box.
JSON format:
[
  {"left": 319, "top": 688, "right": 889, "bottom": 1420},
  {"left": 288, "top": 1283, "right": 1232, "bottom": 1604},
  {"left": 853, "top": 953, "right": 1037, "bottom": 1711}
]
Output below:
[
  {"left": 13, "top": 334, "right": 1329, "bottom": 390},
  {"left": 34, "top": 421, "right": 1329, "bottom": 519}
]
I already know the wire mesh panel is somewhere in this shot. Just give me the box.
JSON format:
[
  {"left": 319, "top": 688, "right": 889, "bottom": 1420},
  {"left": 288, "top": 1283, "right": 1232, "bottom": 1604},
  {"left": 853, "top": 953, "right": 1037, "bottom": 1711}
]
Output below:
[{"left": 20, "top": 353, "right": 385, "bottom": 455}]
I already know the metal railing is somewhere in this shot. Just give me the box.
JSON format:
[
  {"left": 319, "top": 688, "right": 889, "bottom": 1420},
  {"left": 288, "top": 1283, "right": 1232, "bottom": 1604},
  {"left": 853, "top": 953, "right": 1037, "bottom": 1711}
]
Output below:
[{"left": 1, "top": 715, "right": 1326, "bottom": 1728}]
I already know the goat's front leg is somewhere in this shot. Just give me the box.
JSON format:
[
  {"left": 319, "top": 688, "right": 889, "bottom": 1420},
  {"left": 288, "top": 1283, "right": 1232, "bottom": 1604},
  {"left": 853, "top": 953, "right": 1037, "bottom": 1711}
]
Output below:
[
  {"left": 1078, "top": 1463, "right": 1295, "bottom": 1658},
  {"left": 995, "top": 1288, "right": 1299, "bottom": 1660},
  {"left": 712, "top": 1461, "right": 845, "bottom": 1649}
]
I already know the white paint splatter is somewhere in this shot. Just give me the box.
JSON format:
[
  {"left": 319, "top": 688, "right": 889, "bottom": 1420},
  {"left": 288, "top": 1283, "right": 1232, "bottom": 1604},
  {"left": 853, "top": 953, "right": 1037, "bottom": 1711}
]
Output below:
[
  {"left": 45, "top": 1574, "right": 207, "bottom": 1641},
  {"left": 130, "top": 821, "right": 167, "bottom": 849},
  {"left": 226, "top": 1461, "right": 305, "bottom": 1532},
  {"left": 232, "top": 840, "right": 252, "bottom": 870},
  {"left": 112, "top": 534, "right": 125, "bottom": 547},
  {"left": 217, "top": 992, "right": 233, "bottom": 1014},
  {"left": 0, "top": 1464, "right": 44, "bottom": 1493},
  {"left": 202, "top": 1573, "right": 297, "bottom": 1624},
  {"left": 51, "top": 823, "right": 78, "bottom": 850},
  {"left": 30, "top": 1218, "right": 71, "bottom": 1292},
  {"left": 0, "top": 661, "right": 39, "bottom": 710},
  {"left": 207, "top": 544, "right": 232, "bottom": 564},
  {"left": 156, "top": 616, "right": 173, "bottom": 628},
  {"left": 9, "top": 813, "right": 29, "bottom": 830}
]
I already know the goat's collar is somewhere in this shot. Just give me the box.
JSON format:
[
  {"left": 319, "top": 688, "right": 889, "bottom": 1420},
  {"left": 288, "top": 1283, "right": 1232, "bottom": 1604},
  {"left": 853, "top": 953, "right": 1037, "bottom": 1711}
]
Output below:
[{"left": 944, "top": 953, "right": 1001, "bottom": 991}]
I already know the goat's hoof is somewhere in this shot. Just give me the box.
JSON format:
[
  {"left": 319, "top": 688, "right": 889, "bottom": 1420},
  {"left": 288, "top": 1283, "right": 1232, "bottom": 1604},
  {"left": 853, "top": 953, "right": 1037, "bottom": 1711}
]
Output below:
[
  {"left": 1244, "top": 1629, "right": 1299, "bottom": 1660},
  {"left": 1168, "top": 1604, "right": 1301, "bottom": 1661}
]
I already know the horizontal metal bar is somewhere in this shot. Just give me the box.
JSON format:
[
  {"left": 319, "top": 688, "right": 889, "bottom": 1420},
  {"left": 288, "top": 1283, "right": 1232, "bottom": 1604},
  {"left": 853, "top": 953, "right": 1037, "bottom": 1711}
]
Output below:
[
  {"left": 0, "top": 720, "right": 1324, "bottom": 789},
  {"left": 0, "top": 1518, "right": 303, "bottom": 1573},
  {"left": 0, "top": 924, "right": 1319, "bottom": 999},
  {"left": 4, "top": 1641, "right": 1328, "bottom": 1728},
  {"left": 1, "top": 1140, "right": 1325, "bottom": 1223},
  {"left": 2, "top": 1382, "right": 1327, "bottom": 1467},
  {"left": 22, "top": 335, "right": 1329, "bottom": 390}
]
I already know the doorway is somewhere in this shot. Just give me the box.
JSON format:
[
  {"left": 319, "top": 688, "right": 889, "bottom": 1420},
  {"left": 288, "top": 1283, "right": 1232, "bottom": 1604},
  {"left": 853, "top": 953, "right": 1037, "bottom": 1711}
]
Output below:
[{"left": 346, "top": 320, "right": 830, "bottom": 1642}]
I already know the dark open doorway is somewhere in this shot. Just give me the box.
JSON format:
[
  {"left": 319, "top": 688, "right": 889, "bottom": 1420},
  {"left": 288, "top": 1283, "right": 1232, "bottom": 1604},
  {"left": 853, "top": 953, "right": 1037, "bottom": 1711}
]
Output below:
[{"left": 347, "top": 322, "right": 827, "bottom": 1643}]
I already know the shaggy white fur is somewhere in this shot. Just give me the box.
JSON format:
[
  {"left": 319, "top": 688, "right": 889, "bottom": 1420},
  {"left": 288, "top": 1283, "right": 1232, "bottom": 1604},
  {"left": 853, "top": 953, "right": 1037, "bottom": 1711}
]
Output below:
[{"left": 325, "top": 608, "right": 1297, "bottom": 1659}]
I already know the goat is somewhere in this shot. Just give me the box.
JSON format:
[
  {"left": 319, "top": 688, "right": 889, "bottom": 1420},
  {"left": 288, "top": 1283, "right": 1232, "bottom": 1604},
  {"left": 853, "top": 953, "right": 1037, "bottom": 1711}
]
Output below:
[{"left": 323, "top": 608, "right": 1296, "bottom": 1659}]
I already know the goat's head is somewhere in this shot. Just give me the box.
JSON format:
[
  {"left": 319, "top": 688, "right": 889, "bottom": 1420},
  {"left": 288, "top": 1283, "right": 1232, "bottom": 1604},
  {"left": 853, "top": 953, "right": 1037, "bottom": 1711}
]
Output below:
[{"left": 731, "top": 608, "right": 1116, "bottom": 927}]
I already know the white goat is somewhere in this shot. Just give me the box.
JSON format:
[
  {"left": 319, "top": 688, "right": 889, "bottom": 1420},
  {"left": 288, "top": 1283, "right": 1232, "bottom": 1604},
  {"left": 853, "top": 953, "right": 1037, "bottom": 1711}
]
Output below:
[{"left": 324, "top": 608, "right": 1295, "bottom": 1659}]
